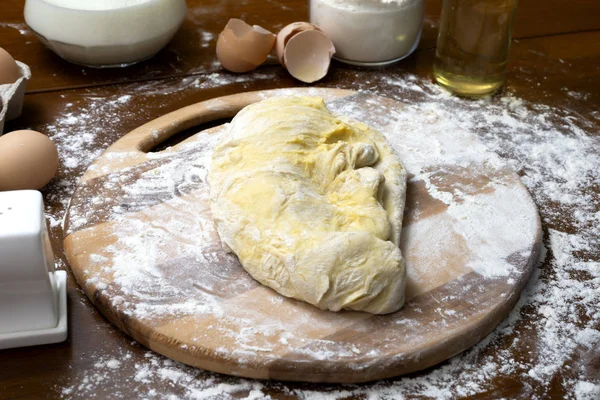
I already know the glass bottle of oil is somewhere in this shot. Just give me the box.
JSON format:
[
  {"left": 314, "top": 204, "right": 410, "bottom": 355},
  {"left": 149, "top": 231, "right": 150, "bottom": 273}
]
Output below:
[{"left": 434, "top": 0, "right": 517, "bottom": 97}]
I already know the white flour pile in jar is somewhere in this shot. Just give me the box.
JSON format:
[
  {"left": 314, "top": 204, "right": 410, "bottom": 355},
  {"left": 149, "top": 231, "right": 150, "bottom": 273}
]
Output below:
[{"left": 309, "top": 0, "right": 425, "bottom": 64}]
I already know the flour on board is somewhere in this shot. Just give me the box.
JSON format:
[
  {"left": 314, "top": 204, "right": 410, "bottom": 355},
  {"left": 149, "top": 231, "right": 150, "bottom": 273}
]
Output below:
[{"left": 41, "top": 70, "right": 600, "bottom": 399}]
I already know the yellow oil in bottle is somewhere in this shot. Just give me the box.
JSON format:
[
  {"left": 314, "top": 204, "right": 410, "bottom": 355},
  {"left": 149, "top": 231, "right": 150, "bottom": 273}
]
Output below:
[{"left": 434, "top": 0, "right": 517, "bottom": 97}]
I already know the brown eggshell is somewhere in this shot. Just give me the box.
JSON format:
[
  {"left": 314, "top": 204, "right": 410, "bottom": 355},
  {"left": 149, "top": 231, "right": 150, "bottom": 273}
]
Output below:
[
  {"left": 283, "top": 30, "right": 336, "bottom": 83},
  {"left": 216, "top": 19, "right": 276, "bottom": 73},
  {"left": 216, "top": 33, "right": 257, "bottom": 73},
  {"left": 276, "top": 22, "right": 320, "bottom": 65},
  {"left": 0, "top": 130, "right": 59, "bottom": 191},
  {"left": 0, "top": 48, "right": 21, "bottom": 85}
]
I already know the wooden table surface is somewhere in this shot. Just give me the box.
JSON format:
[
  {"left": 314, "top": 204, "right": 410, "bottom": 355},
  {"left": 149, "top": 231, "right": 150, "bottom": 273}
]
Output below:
[{"left": 1, "top": 0, "right": 599, "bottom": 399}]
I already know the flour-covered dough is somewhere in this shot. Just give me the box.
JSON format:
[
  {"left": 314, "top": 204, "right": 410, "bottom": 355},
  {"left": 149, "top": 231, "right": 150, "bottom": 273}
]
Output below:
[{"left": 209, "top": 96, "right": 407, "bottom": 314}]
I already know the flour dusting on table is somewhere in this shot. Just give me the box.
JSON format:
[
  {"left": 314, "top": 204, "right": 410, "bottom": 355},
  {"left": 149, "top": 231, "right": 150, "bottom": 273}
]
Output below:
[
  {"left": 61, "top": 86, "right": 540, "bottom": 383},
  {"left": 42, "top": 71, "right": 600, "bottom": 399}
]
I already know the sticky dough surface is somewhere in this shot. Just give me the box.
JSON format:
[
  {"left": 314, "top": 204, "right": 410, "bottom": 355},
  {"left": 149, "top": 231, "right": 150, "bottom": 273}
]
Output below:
[{"left": 209, "top": 96, "right": 407, "bottom": 314}]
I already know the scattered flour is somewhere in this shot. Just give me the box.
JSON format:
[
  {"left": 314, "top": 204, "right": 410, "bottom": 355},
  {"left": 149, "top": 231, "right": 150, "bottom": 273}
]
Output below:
[
  {"left": 40, "top": 69, "right": 599, "bottom": 399},
  {"left": 192, "top": 72, "right": 276, "bottom": 89},
  {"left": 42, "top": 71, "right": 279, "bottom": 230},
  {"left": 0, "top": 22, "right": 31, "bottom": 36},
  {"left": 200, "top": 31, "right": 215, "bottom": 49}
]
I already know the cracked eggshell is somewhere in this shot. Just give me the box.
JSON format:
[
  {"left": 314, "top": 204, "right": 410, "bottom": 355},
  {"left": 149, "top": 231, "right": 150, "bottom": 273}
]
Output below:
[
  {"left": 0, "top": 60, "right": 31, "bottom": 135},
  {"left": 276, "top": 22, "right": 320, "bottom": 65},
  {"left": 283, "top": 29, "right": 335, "bottom": 83},
  {"left": 216, "top": 19, "right": 276, "bottom": 73}
]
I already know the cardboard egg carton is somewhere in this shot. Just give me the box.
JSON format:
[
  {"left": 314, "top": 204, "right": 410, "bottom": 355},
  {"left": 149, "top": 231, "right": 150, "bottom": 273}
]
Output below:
[{"left": 0, "top": 61, "right": 31, "bottom": 136}]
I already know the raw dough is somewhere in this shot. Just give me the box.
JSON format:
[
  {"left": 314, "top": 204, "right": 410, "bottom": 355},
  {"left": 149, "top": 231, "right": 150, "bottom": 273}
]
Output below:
[{"left": 209, "top": 96, "right": 407, "bottom": 314}]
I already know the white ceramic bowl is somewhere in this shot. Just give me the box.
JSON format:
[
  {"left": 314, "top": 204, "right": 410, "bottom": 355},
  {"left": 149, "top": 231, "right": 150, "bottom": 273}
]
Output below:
[{"left": 24, "top": 0, "right": 187, "bottom": 68}]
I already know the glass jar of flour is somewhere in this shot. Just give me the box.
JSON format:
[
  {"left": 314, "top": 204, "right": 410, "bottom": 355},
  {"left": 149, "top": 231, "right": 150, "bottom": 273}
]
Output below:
[{"left": 309, "top": 0, "right": 425, "bottom": 66}]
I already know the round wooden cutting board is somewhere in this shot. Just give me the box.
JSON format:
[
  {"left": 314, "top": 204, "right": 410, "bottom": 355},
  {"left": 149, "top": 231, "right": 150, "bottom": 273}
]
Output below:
[{"left": 63, "top": 88, "right": 542, "bottom": 383}]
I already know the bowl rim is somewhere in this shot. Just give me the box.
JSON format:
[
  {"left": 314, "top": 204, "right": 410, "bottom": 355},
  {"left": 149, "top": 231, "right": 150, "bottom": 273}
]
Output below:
[{"left": 25, "top": 0, "right": 179, "bottom": 13}]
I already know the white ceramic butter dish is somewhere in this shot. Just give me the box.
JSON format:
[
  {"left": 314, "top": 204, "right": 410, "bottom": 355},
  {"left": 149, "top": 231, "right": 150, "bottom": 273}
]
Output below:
[{"left": 0, "top": 190, "right": 67, "bottom": 349}]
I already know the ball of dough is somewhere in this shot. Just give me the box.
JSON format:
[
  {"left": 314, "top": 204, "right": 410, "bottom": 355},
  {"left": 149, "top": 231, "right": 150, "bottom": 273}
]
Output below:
[{"left": 209, "top": 96, "right": 407, "bottom": 314}]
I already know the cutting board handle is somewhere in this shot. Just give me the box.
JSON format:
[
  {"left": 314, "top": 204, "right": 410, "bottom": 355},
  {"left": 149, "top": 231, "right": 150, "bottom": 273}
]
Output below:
[
  {"left": 109, "top": 93, "right": 260, "bottom": 154},
  {"left": 108, "top": 89, "right": 355, "bottom": 154},
  {"left": 64, "top": 87, "right": 541, "bottom": 384},
  {"left": 76, "top": 88, "right": 355, "bottom": 183}
]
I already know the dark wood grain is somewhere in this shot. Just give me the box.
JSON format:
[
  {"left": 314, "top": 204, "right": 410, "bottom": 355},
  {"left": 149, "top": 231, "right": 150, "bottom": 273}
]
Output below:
[
  {"left": 1, "top": 0, "right": 600, "bottom": 92},
  {"left": 0, "top": 0, "right": 599, "bottom": 398}
]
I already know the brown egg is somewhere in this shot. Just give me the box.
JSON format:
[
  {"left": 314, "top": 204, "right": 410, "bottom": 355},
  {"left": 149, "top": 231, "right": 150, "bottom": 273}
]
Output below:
[
  {"left": 0, "top": 130, "right": 59, "bottom": 191},
  {"left": 275, "top": 22, "right": 321, "bottom": 65},
  {"left": 283, "top": 30, "right": 335, "bottom": 83},
  {"left": 0, "top": 48, "right": 21, "bottom": 85},
  {"left": 216, "top": 19, "right": 276, "bottom": 73}
]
